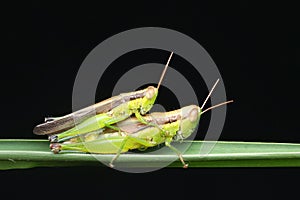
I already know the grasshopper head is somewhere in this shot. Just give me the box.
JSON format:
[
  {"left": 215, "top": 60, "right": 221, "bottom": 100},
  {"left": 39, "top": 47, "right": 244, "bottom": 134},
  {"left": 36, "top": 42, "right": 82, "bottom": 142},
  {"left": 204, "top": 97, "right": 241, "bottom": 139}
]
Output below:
[
  {"left": 140, "top": 86, "right": 158, "bottom": 114},
  {"left": 177, "top": 105, "right": 202, "bottom": 140}
]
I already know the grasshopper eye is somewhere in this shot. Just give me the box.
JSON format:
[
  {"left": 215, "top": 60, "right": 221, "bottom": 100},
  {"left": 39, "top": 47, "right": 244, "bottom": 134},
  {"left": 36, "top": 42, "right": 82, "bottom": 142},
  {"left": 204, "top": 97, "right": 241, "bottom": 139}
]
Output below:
[
  {"left": 145, "top": 86, "right": 155, "bottom": 99},
  {"left": 188, "top": 108, "right": 199, "bottom": 122}
]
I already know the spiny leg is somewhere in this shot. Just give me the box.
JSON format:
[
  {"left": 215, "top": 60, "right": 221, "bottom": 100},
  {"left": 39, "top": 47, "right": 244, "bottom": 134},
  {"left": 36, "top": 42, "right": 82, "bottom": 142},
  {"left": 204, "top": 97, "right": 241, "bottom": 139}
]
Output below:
[
  {"left": 109, "top": 135, "right": 155, "bottom": 168},
  {"left": 165, "top": 140, "right": 188, "bottom": 168},
  {"left": 57, "top": 122, "right": 124, "bottom": 143},
  {"left": 56, "top": 123, "right": 110, "bottom": 143},
  {"left": 109, "top": 137, "right": 129, "bottom": 168}
]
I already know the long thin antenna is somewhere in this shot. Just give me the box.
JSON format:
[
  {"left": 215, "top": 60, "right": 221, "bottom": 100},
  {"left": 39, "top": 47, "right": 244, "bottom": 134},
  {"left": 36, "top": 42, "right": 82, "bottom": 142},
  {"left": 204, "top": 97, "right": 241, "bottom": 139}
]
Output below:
[
  {"left": 202, "top": 100, "right": 234, "bottom": 114},
  {"left": 157, "top": 52, "right": 173, "bottom": 90},
  {"left": 201, "top": 79, "right": 220, "bottom": 109}
]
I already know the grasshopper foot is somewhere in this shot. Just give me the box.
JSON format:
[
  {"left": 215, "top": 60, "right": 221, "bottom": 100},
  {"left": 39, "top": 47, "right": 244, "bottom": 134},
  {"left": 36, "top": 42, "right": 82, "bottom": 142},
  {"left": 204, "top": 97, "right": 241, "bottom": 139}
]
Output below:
[
  {"left": 183, "top": 163, "right": 189, "bottom": 169},
  {"left": 109, "top": 163, "right": 114, "bottom": 168},
  {"left": 48, "top": 135, "right": 58, "bottom": 143},
  {"left": 50, "top": 143, "right": 61, "bottom": 154}
]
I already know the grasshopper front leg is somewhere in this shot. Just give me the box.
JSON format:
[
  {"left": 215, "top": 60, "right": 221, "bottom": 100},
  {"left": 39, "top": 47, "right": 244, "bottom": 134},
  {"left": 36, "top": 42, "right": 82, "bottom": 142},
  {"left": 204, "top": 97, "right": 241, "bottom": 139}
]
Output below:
[
  {"left": 134, "top": 111, "right": 169, "bottom": 136},
  {"left": 165, "top": 138, "right": 188, "bottom": 168}
]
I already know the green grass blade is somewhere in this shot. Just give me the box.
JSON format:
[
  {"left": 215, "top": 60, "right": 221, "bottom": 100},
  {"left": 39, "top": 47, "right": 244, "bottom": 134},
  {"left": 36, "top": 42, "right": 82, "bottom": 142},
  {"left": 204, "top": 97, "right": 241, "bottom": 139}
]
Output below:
[{"left": 1, "top": 139, "right": 300, "bottom": 170}]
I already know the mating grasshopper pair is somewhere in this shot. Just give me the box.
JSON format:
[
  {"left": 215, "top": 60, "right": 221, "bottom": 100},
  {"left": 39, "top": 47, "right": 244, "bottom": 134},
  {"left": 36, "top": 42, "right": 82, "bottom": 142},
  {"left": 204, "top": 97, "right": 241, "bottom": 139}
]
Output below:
[{"left": 33, "top": 52, "right": 233, "bottom": 168}]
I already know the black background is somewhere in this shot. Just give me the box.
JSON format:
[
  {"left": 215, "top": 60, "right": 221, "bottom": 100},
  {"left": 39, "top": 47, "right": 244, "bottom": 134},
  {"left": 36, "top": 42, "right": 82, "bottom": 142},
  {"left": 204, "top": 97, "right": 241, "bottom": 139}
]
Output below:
[{"left": 1, "top": 1, "right": 300, "bottom": 198}]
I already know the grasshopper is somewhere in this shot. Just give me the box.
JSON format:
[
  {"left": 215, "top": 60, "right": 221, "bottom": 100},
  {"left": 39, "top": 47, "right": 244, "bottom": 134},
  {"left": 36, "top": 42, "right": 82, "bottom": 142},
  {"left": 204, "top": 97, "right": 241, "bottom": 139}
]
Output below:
[
  {"left": 33, "top": 52, "right": 174, "bottom": 142},
  {"left": 50, "top": 79, "right": 233, "bottom": 168}
]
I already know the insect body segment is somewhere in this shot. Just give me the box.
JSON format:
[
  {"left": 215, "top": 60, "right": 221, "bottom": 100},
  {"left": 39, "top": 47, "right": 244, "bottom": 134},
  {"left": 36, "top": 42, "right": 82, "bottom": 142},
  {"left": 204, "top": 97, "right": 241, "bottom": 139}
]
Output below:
[
  {"left": 35, "top": 52, "right": 172, "bottom": 142},
  {"left": 34, "top": 51, "right": 234, "bottom": 169},
  {"left": 49, "top": 78, "right": 233, "bottom": 168},
  {"left": 49, "top": 86, "right": 159, "bottom": 143},
  {"left": 50, "top": 105, "right": 202, "bottom": 168}
]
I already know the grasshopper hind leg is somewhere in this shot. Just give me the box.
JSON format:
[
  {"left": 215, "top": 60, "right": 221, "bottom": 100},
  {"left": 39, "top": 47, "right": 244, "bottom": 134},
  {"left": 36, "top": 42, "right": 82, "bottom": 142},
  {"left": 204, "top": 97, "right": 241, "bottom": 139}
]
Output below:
[
  {"left": 109, "top": 135, "right": 155, "bottom": 168},
  {"left": 109, "top": 136, "right": 128, "bottom": 168}
]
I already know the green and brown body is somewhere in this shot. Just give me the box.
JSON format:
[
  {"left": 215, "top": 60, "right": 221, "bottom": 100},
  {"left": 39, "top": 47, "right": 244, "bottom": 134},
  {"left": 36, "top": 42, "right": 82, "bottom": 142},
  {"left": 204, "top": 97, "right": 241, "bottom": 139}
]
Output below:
[
  {"left": 34, "top": 86, "right": 158, "bottom": 142},
  {"left": 50, "top": 105, "right": 202, "bottom": 167},
  {"left": 33, "top": 52, "right": 174, "bottom": 142}
]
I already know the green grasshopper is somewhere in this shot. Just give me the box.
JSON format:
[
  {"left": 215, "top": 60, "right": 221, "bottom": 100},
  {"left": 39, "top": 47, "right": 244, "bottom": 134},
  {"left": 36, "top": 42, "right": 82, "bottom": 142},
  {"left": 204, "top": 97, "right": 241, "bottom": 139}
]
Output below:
[
  {"left": 33, "top": 52, "right": 174, "bottom": 142},
  {"left": 50, "top": 79, "right": 233, "bottom": 168}
]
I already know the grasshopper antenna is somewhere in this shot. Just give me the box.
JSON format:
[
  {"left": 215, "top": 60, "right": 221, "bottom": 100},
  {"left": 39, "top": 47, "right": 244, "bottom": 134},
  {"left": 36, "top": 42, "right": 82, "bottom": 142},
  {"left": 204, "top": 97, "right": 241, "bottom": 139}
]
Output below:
[
  {"left": 201, "top": 79, "right": 220, "bottom": 109},
  {"left": 157, "top": 52, "right": 173, "bottom": 90},
  {"left": 202, "top": 100, "right": 234, "bottom": 114}
]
